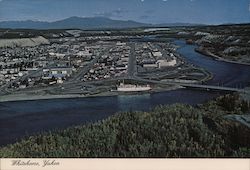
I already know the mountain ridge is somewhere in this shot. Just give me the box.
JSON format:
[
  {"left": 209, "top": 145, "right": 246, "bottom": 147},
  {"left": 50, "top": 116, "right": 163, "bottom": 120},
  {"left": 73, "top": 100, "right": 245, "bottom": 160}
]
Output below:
[
  {"left": 0, "top": 16, "right": 206, "bottom": 30},
  {"left": 0, "top": 16, "right": 151, "bottom": 29}
]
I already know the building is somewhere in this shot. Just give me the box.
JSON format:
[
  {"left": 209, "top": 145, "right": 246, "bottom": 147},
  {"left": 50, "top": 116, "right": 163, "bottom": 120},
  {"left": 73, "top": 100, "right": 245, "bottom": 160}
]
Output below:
[
  {"left": 77, "top": 50, "right": 92, "bottom": 57},
  {"left": 116, "top": 64, "right": 128, "bottom": 71},
  {"left": 142, "top": 59, "right": 158, "bottom": 68},
  {"left": 152, "top": 51, "right": 162, "bottom": 58},
  {"left": 43, "top": 67, "right": 73, "bottom": 80},
  {"left": 156, "top": 59, "right": 177, "bottom": 68},
  {"left": 143, "top": 63, "right": 158, "bottom": 68}
]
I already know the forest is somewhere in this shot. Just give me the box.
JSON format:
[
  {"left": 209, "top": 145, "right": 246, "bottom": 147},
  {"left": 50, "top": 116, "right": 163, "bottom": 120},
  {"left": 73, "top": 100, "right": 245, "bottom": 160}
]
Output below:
[{"left": 0, "top": 93, "right": 249, "bottom": 157}]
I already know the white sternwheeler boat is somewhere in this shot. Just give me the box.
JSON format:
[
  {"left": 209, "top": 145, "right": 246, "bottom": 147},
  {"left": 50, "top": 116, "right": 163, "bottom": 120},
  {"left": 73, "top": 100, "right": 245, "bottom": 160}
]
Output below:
[{"left": 116, "top": 83, "right": 151, "bottom": 92}]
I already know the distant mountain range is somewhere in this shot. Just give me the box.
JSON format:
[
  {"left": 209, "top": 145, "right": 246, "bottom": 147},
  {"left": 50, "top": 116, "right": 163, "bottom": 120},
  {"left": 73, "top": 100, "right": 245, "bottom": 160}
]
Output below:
[{"left": 0, "top": 16, "right": 203, "bottom": 30}]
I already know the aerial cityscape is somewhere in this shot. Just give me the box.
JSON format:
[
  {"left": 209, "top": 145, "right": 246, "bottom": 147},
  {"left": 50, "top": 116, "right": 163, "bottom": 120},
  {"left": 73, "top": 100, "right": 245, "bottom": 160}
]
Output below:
[{"left": 0, "top": 0, "right": 250, "bottom": 158}]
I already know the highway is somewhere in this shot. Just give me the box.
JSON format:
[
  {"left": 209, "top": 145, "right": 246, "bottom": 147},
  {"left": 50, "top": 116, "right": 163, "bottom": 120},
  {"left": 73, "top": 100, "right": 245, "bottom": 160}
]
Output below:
[
  {"left": 179, "top": 83, "right": 248, "bottom": 93},
  {"left": 127, "top": 43, "right": 137, "bottom": 77},
  {"left": 132, "top": 76, "right": 249, "bottom": 93},
  {"left": 69, "top": 47, "right": 112, "bottom": 82},
  {"left": 46, "top": 74, "right": 249, "bottom": 95}
]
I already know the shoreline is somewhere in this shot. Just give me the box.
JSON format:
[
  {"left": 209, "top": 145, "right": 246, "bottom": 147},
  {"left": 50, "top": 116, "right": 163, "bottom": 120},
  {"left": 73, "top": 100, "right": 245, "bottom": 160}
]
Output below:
[
  {"left": 195, "top": 47, "right": 250, "bottom": 66},
  {"left": 0, "top": 85, "right": 183, "bottom": 103}
]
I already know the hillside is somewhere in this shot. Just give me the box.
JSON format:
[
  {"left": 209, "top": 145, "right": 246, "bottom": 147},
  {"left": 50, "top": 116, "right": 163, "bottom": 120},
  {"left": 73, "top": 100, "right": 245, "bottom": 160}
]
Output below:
[
  {"left": 0, "top": 17, "right": 150, "bottom": 30},
  {"left": 0, "top": 17, "right": 206, "bottom": 30},
  {"left": 0, "top": 36, "right": 49, "bottom": 48},
  {"left": 0, "top": 94, "right": 249, "bottom": 158}
]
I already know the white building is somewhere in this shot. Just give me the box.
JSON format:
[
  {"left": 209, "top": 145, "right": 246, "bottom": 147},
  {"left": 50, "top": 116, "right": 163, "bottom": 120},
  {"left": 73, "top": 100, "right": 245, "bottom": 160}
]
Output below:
[
  {"left": 43, "top": 67, "right": 73, "bottom": 79},
  {"left": 143, "top": 63, "right": 158, "bottom": 68},
  {"left": 77, "top": 50, "right": 92, "bottom": 57},
  {"left": 152, "top": 51, "right": 162, "bottom": 58},
  {"left": 156, "top": 59, "right": 177, "bottom": 68}
]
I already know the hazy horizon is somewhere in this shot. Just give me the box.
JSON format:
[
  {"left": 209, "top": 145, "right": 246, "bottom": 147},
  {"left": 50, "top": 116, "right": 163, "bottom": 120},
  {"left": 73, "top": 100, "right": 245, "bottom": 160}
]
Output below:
[{"left": 0, "top": 0, "right": 250, "bottom": 25}]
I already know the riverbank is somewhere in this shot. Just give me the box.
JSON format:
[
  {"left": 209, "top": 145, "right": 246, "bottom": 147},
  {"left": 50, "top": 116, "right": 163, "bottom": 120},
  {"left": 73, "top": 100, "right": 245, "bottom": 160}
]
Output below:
[
  {"left": 0, "top": 84, "right": 182, "bottom": 102},
  {"left": 195, "top": 47, "right": 250, "bottom": 66}
]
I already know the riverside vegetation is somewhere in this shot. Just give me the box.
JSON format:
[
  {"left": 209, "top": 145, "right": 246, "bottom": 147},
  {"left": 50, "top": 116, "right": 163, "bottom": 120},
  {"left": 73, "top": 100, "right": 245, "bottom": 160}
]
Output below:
[{"left": 0, "top": 93, "right": 249, "bottom": 158}]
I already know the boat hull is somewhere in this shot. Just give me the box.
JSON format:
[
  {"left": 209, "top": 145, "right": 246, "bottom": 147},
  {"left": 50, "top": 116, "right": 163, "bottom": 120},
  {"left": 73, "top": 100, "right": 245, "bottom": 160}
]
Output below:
[{"left": 117, "top": 87, "right": 151, "bottom": 92}]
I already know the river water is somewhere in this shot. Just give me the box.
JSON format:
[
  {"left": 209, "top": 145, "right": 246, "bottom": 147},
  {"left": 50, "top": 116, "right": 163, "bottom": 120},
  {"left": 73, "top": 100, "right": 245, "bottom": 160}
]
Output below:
[
  {"left": 0, "top": 40, "right": 250, "bottom": 146},
  {"left": 176, "top": 40, "right": 250, "bottom": 88}
]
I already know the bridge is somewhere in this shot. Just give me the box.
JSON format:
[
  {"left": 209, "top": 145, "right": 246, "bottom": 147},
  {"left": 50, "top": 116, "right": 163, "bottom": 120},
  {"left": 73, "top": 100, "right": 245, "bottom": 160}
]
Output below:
[
  {"left": 180, "top": 83, "right": 247, "bottom": 93},
  {"left": 131, "top": 77, "right": 249, "bottom": 94}
]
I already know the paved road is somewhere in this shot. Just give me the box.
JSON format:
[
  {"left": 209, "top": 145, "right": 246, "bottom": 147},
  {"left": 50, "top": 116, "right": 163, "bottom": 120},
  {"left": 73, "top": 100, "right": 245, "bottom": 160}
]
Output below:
[
  {"left": 54, "top": 75, "right": 249, "bottom": 95},
  {"left": 70, "top": 47, "right": 111, "bottom": 82},
  {"left": 5, "top": 71, "right": 248, "bottom": 99},
  {"left": 133, "top": 76, "right": 248, "bottom": 93},
  {"left": 180, "top": 83, "right": 247, "bottom": 93},
  {"left": 128, "top": 43, "right": 137, "bottom": 77}
]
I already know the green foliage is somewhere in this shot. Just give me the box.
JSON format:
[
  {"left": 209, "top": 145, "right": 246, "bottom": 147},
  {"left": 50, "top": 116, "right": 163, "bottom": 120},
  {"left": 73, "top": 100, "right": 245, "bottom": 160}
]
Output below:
[{"left": 216, "top": 93, "right": 250, "bottom": 113}]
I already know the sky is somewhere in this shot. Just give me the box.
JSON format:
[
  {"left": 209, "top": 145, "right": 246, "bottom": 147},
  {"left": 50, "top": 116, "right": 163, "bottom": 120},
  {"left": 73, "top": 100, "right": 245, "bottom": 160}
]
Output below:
[{"left": 0, "top": 0, "right": 250, "bottom": 24}]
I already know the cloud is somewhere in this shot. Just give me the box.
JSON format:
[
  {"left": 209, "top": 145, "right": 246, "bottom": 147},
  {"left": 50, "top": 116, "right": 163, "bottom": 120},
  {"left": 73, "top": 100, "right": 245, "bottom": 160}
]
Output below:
[
  {"left": 94, "top": 8, "right": 129, "bottom": 18},
  {"left": 95, "top": 11, "right": 113, "bottom": 18}
]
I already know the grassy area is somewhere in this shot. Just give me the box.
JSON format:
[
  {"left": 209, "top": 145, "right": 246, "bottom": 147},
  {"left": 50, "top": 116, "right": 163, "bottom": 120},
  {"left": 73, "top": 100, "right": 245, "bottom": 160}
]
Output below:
[{"left": 0, "top": 94, "right": 249, "bottom": 158}]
